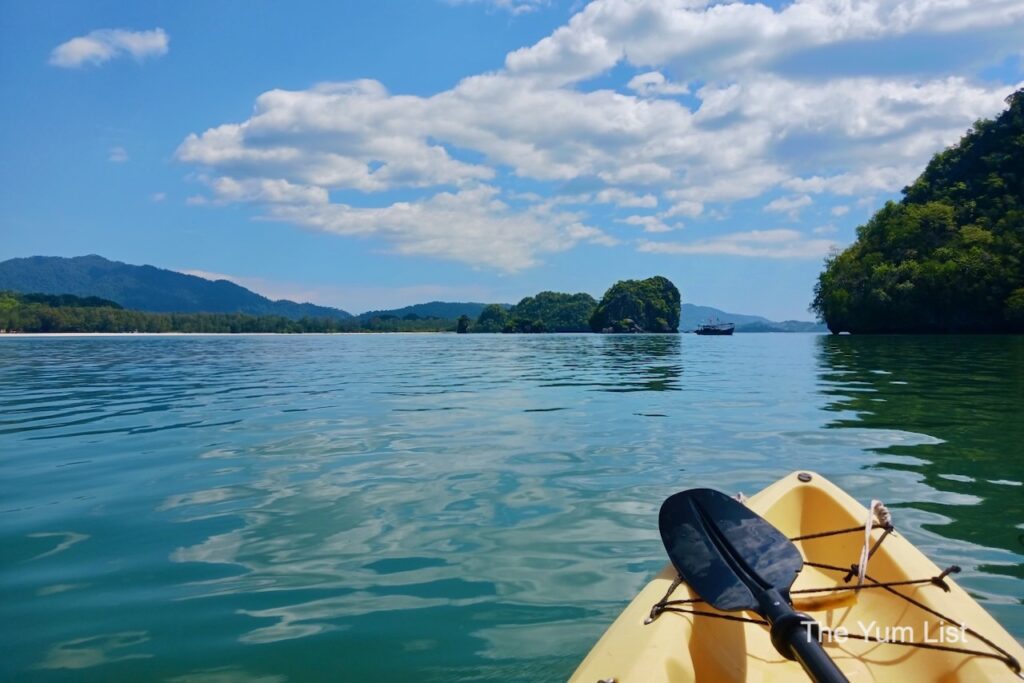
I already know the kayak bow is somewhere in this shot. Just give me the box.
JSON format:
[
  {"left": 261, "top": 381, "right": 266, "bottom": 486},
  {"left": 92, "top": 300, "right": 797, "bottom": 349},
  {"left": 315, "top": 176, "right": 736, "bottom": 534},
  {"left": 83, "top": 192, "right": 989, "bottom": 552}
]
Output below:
[{"left": 570, "top": 471, "right": 1024, "bottom": 682}]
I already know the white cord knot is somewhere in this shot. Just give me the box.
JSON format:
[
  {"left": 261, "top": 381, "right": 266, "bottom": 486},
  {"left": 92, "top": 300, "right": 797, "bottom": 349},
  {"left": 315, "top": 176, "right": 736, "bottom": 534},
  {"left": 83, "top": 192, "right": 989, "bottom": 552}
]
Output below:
[{"left": 874, "top": 501, "right": 892, "bottom": 528}]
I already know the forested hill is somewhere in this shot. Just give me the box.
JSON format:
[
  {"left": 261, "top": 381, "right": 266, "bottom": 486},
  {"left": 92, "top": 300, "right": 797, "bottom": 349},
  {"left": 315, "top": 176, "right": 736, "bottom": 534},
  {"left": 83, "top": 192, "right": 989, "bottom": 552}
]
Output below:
[
  {"left": 0, "top": 255, "right": 352, "bottom": 319},
  {"left": 812, "top": 89, "right": 1024, "bottom": 333},
  {"left": 357, "top": 301, "right": 503, "bottom": 321},
  {"left": 590, "top": 276, "right": 681, "bottom": 332}
]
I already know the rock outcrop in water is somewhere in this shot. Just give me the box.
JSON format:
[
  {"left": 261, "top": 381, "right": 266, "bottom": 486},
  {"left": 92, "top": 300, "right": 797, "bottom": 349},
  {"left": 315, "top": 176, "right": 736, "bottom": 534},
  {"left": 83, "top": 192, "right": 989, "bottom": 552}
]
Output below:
[{"left": 589, "top": 276, "right": 681, "bottom": 333}]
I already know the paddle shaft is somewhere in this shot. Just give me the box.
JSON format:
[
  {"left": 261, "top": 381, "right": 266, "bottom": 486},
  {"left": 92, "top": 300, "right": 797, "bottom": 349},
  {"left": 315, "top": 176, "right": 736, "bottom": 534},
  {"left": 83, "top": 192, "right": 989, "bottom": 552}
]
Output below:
[{"left": 759, "top": 589, "right": 848, "bottom": 683}]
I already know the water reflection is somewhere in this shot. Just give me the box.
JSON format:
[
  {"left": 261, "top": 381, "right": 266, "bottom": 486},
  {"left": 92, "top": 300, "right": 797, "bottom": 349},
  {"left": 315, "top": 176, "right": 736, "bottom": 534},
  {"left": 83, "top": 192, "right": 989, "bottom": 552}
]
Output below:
[
  {"left": 37, "top": 631, "right": 151, "bottom": 670},
  {"left": 165, "top": 668, "right": 285, "bottom": 683},
  {"left": 816, "top": 335, "right": 1024, "bottom": 573},
  {"left": 503, "top": 333, "right": 679, "bottom": 393},
  {"left": 596, "top": 335, "right": 682, "bottom": 392},
  {"left": 27, "top": 531, "right": 89, "bottom": 560}
]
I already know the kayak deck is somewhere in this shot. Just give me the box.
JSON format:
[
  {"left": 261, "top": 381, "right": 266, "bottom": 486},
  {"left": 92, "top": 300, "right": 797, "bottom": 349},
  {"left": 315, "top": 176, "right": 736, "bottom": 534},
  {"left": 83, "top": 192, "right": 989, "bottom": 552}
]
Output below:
[{"left": 570, "top": 471, "right": 1024, "bottom": 682}]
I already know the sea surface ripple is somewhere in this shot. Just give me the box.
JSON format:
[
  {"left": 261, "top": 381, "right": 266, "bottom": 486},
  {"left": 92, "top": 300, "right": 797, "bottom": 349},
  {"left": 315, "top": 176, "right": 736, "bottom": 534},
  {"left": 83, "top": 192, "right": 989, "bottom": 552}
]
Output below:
[{"left": 1, "top": 334, "right": 1021, "bottom": 681}]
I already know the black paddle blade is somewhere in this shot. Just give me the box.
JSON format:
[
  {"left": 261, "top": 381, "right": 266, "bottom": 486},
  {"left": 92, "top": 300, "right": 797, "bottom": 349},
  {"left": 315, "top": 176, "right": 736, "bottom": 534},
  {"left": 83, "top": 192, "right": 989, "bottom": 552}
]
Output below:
[{"left": 659, "top": 488, "right": 804, "bottom": 611}]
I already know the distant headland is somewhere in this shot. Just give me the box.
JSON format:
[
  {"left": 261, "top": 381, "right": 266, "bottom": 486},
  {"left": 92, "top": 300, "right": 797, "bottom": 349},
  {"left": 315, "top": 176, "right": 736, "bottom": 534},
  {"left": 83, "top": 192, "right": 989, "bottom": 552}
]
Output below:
[
  {"left": 0, "top": 256, "right": 823, "bottom": 334},
  {"left": 458, "top": 276, "right": 680, "bottom": 334}
]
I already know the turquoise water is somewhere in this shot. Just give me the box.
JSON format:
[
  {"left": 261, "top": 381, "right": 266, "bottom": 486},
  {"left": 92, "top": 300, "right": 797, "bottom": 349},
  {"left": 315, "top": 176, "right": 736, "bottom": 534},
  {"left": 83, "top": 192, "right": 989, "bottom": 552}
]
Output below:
[{"left": 1, "top": 333, "right": 1021, "bottom": 681}]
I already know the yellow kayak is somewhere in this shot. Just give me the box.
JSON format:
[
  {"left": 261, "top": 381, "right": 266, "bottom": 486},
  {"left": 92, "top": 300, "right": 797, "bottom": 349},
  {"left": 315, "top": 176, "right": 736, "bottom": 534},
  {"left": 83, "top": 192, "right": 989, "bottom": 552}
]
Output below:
[{"left": 571, "top": 471, "right": 1024, "bottom": 682}]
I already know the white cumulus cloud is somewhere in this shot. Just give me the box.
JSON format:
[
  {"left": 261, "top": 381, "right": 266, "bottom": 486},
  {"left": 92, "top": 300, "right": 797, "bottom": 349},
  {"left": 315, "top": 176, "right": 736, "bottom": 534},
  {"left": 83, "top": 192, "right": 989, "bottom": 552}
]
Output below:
[
  {"left": 595, "top": 188, "right": 658, "bottom": 208},
  {"left": 504, "top": 0, "right": 1024, "bottom": 86},
  {"left": 50, "top": 28, "right": 169, "bottom": 68},
  {"left": 621, "top": 215, "right": 674, "bottom": 233},
  {"left": 639, "top": 229, "right": 837, "bottom": 259},
  {"left": 208, "top": 177, "right": 329, "bottom": 205},
  {"left": 266, "top": 185, "right": 615, "bottom": 272},
  {"left": 444, "top": 0, "right": 550, "bottom": 14},
  {"left": 627, "top": 71, "right": 688, "bottom": 97},
  {"left": 764, "top": 194, "right": 812, "bottom": 217},
  {"left": 175, "top": 0, "right": 1024, "bottom": 271},
  {"left": 661, "top": 200, "right": 704, "bottom": 218},
  {"left": 783, "top": 165, "right": 922, "bottom": 196}
]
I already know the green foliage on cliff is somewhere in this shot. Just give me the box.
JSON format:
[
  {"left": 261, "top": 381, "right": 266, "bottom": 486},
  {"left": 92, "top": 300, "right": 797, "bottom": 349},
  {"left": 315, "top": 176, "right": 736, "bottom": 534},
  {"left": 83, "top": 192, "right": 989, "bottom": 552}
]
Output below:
[
  {"left": 473, "top": 304, "right": 511, "bottom": 332},
  {"left": 812, "top": 89, "right": 1024, "bottom": 333},
  {"left": 470, "top": 293, "right": 596, "bottom": 333},
  {"left": 506, "top": 292, "right": 596, "bottom": 332},
  {"left": 468, "top": 281, "right": 681, "bottom": 334},
  {"left": 589, "top": 276, "right": 681, "bottom": 332}
]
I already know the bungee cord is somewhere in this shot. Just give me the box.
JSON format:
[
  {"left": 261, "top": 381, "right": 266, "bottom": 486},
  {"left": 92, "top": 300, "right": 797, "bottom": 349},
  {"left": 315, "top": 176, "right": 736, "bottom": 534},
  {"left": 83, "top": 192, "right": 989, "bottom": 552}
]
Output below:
[{"left": 645, "top": 511, "right": 1022, "bottom": 675}]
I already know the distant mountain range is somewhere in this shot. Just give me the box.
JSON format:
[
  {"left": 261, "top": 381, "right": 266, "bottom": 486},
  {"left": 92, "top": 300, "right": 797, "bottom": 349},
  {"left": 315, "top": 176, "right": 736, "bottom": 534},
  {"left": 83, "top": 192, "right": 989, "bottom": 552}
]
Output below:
[
  {"left": 0, "top": 255, "right": 352, "bottom": 319},
  {"left": 680, "top": 304, "right": 769, "bottom": 329},
  {"left": 734, "top": 320, "right": 826, "bottom": 333},
  {"left": 0, "top": 255, "right": 824, "bottom": 331},
  {"left": 680, "top": 304, "right": 825, "bottom": 333}
]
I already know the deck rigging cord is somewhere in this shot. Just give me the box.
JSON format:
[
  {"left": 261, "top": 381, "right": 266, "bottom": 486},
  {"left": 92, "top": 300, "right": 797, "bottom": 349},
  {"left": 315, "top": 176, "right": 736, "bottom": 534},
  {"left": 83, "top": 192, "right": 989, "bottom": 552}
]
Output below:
[
  {"left": 856, "top": 500, "right": 890, "bottom": 588},
  {"left": 645, "top": 503, "right": 1022, "bottom": 675}
]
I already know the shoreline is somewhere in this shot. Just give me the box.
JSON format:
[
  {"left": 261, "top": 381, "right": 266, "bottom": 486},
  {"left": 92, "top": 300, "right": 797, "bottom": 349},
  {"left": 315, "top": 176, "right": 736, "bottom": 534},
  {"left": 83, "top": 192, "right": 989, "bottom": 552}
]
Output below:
[
  {"left": 0, "top": 331, "right": 455, "bottom": 337},
  {"left": 0, "top": 331, "right": 832, "bottom": 338}
]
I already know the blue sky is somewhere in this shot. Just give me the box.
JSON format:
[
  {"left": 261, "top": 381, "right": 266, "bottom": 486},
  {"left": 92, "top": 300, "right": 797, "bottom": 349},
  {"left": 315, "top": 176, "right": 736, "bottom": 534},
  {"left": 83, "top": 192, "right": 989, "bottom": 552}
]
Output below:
[{"left": 2, "top": 0, "right": 1022, "bottom": 319}]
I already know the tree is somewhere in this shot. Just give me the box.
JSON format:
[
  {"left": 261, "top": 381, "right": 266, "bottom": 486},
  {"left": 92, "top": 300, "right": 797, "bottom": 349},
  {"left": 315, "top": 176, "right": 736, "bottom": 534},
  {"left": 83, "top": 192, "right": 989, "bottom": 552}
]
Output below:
[
  {"left": 473, "top": 304, "right": 509, "bottom": 332},
  {"left": 456, "top": 314, "right": 470, "bottom": 334}
]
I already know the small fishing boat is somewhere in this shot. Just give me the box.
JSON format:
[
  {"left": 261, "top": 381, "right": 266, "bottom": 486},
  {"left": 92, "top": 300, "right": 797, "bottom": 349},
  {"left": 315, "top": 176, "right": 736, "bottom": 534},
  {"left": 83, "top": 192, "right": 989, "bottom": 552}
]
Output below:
[
  {"left": 695, "top": 319, "right": 735, "bottom": 335},
  {"left": 570, "top": 471, "right": 1024, "bottom": 682}
]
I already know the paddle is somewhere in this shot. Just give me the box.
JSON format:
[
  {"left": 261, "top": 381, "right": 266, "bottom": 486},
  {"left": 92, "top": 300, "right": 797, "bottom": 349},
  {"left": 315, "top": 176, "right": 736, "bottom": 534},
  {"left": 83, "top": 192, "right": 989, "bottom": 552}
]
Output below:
[{"left": 659, "top": 488, "right": 848, "bottom": 683}]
